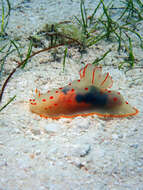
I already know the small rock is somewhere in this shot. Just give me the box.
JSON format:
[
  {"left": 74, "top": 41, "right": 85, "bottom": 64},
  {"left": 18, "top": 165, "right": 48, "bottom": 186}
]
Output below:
[
  {"left": 31, "top": 128, "right": 41, "bottom": 135},
  {"left": 13, "top": 128, "right": 21, "bottom": 134},
  {"left": 112, "top": 134, "right": 118, "bottom": 140},
  {"left": 73, "top": 144, "right": 91, "bottom": 157},
  {"left": 35, "top": 149, "right": 41, "bottom": 155},
  {"left": 44, "top": 123, "right": 61, "bottom": 133},
  {"left": 0, "top": 160, "right": 8, "bottom": 167},
  {"left": 0, "top": 141, "right": 4, "bottom": 146},
  {"left": 133, "top": 128, "right": 138, "bottom": 132},
  {"left": 137, "top": 167, "right": 142, "bottom": 173},
  {"left": 118, "top": 134, "right": 123, "bottom": 138},
  {"left": 72, "top": 117, "right": 90, "bottom": 129},
  {"left": 70, "top": 157, "right": 82, "bottom": 167},
  {"left": 130, "top": 144, "right": 138, "bottom": 149}
]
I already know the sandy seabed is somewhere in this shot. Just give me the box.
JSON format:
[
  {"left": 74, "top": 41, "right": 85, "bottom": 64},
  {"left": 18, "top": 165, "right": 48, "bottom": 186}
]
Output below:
[{"left": 0, "top": 0, "right": 143, "bottom": 190}]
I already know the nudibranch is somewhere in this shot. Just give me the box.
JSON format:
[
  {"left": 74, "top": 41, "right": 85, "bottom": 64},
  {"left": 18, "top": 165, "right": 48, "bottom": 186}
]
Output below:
[{"left": 29, "top": 64, "right": 139, "bottom": 119}]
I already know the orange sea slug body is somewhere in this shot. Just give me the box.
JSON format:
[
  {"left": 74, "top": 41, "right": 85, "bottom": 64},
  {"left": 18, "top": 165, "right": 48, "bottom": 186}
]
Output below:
[{"left": 29, "top": 64, "right": 139, "bottom": 119}]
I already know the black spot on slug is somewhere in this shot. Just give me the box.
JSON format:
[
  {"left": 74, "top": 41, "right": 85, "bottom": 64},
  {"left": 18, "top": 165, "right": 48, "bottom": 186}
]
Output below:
[{"left": 76, "top": 86, "right": 108, "bottom": 107}]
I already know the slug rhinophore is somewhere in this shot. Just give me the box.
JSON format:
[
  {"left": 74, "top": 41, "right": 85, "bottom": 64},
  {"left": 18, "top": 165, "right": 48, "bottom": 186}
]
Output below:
[{"left": 29, "top": 64, "right": 139, "bottom": 119}]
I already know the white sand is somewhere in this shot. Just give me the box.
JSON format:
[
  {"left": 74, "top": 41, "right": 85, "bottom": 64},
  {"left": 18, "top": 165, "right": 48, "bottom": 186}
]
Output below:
[{"left": 0, "top": 0, "right": 143, "bottom": 189}]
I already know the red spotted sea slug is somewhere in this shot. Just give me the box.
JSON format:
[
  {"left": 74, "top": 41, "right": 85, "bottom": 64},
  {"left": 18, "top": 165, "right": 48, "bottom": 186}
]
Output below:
[{"left": 29, "top": 64, "right": 139, "bottom": 119}]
